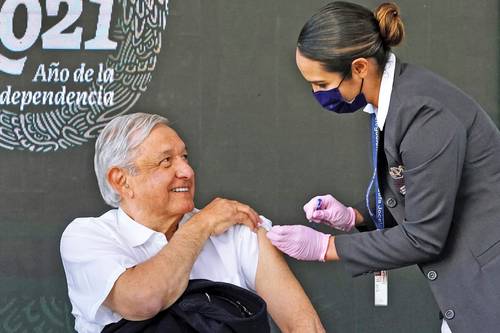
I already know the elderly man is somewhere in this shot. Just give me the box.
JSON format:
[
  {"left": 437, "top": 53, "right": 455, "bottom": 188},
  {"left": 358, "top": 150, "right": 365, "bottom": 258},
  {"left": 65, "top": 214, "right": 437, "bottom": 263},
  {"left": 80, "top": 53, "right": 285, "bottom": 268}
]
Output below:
[{"left": 60, "top": 113, "right": 325, "bottom": 333}]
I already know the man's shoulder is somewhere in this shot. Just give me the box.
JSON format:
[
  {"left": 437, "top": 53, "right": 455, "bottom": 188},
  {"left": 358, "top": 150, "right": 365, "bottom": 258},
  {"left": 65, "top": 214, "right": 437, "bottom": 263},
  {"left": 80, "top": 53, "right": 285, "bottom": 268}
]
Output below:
[
  {"left": 62, "top": 209, "right": 118, "bottom": 240},
  {"left": 60, "top": 209, "right": 121, "bottom": 261},
  {"left": 211, "top": 214, "right": 272, "bottom": 244}
]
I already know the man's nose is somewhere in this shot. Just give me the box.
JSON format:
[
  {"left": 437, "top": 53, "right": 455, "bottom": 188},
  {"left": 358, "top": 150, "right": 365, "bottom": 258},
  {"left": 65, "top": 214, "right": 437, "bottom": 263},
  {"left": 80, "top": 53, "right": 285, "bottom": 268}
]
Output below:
[{"left": 176, "top": 159, "right": 194, "bottom": 179}]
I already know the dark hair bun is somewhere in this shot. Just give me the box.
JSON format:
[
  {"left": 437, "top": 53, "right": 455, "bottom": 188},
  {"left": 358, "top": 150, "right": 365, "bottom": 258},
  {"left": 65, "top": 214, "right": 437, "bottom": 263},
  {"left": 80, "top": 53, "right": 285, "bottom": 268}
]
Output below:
[{"left": 375, "top": 2, "right": 405, "bottom": 47}]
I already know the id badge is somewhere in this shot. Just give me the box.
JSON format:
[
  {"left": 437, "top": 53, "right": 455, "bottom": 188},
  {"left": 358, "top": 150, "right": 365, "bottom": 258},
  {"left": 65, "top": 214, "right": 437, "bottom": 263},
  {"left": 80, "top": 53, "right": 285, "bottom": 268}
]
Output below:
[{"left": 374, "top": 270, "right": 388, "bottom": 306}]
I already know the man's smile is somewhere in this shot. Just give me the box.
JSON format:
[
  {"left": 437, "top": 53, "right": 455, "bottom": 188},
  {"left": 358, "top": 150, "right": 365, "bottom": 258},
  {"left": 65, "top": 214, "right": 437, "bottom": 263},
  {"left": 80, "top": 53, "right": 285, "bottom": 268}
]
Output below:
[{"left": 171, "top": 187, "right": 190, "bottom": 192}]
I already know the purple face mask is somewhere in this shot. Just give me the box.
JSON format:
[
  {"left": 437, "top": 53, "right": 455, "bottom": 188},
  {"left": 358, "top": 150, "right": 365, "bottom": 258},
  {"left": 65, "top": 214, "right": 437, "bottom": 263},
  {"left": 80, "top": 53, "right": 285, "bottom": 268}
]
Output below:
[{"left": 313, "top": 76, "right": 367, "bottom": 114}]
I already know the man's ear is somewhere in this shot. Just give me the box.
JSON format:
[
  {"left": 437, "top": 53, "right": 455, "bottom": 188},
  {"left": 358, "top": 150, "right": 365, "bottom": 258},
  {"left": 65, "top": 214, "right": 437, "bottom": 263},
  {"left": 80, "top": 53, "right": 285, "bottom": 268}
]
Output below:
[
  {"left": 107, "top": 167, "right": 133, "bottom": 200},
  {"left": 351, "top": 58, "right": 369, "bottom": 79}
]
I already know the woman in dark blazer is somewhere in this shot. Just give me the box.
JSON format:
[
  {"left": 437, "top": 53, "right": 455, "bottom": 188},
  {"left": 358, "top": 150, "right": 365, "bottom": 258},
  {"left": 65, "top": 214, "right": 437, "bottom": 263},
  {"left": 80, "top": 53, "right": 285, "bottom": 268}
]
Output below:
[{"left": 266, "top": 2, "right": 500, "bottom": 333}]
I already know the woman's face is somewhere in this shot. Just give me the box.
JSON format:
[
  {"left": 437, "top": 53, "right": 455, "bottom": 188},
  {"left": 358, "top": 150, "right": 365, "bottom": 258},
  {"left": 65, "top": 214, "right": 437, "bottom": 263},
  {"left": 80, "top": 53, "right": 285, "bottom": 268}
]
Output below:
[{"left": 295, "top": 48, "right": 361, "bottom": 102}]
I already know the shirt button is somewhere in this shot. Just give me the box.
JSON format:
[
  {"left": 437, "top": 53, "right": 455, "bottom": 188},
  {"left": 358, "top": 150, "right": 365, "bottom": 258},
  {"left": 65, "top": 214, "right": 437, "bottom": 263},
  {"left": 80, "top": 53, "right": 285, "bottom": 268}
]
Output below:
[
  {"left": 444, "top": 309, "right": 455, "bottom": 320},
  {"left": 386, "top": 197, "right": 397, "bottom": 208},
  {"left": 427, "top": 270, "right": 438, "bottom": 281}
]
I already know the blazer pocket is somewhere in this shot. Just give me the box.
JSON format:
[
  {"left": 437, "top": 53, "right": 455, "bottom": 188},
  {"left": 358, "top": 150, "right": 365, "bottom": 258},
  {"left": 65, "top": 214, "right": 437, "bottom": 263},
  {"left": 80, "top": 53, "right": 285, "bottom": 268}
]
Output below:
[{"left": 476, "top": 239, "right": 500, "bottom": 268}]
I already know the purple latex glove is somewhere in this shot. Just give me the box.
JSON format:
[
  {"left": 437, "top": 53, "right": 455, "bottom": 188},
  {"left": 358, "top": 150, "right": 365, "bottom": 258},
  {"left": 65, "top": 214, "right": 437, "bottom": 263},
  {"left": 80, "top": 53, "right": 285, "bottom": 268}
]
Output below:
[
  {"left": 303, "top": 194, "right": 355, "bottom": 232},
  {"left": 266, "top": 225, "right": 330, "bottom": 262}
]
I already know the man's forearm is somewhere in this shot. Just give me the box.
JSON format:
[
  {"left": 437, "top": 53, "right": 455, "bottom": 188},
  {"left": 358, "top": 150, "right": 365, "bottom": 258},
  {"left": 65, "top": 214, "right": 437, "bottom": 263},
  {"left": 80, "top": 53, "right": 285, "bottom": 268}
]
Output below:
[{"left": 104, "top": 216, "right": 211, "bottom": 320}]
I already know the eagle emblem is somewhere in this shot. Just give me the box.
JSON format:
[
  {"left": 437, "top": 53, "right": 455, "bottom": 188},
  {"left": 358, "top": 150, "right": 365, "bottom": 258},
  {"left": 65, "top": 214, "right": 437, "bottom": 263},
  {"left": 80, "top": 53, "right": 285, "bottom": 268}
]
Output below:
[{"left": 389, "top": 165, "right": 405, "bottom": 180}]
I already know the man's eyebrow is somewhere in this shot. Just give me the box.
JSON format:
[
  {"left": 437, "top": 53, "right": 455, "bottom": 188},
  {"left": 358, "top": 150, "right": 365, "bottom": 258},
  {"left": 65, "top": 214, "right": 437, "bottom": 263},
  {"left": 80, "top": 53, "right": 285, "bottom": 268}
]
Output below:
[
  {"left": 154, "top": 150, "right": 172, "bottom": 160},
  {"left": 155, "top": 146, "right": 188, "bottom": 158}
]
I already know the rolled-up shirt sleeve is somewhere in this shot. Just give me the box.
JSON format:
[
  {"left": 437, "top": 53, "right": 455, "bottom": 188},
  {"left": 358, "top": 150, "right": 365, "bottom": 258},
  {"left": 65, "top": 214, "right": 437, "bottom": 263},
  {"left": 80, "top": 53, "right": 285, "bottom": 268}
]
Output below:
[
  {"left": 60, "top": 219, "right": 135, "bottom": 326},
  {"left": 335, "top": 100, "right": 467, "bottom": 276}
]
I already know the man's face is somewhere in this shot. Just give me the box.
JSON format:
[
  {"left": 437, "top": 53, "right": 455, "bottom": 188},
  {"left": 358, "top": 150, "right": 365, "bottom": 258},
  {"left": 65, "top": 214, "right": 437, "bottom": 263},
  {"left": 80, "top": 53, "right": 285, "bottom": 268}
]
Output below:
[{"left": 126, "top": 124, "right": 195, "bottom": 219}]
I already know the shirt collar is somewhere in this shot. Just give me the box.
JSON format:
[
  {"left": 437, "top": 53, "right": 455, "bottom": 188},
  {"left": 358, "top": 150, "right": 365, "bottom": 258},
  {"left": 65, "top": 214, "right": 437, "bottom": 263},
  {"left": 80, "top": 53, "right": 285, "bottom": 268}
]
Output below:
[
  {"left": 117, "top": 207, "right": 199, "bottom": 247},
  {"left": 117, "top": 208, "right": 159, "bottom": 247},
  {"left": 363, "top": 52, "right": 396, "bottom": 130}
]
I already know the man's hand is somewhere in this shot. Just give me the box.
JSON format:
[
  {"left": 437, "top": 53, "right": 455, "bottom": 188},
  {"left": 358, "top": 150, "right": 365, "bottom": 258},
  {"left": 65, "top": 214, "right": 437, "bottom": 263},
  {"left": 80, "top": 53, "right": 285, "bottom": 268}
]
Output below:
[{"left": 194, "top": 197, "right": 260, "bottom": 236}]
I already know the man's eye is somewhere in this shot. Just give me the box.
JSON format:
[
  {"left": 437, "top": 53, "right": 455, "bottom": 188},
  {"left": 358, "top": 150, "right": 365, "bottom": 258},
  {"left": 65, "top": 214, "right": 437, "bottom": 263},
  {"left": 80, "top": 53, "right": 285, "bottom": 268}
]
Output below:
[
  {"left": 182, "top": 154, "right": 189, "bottom": 160},
  {"left": 160, "top": 157, "right": 171, "bottom": 165}
]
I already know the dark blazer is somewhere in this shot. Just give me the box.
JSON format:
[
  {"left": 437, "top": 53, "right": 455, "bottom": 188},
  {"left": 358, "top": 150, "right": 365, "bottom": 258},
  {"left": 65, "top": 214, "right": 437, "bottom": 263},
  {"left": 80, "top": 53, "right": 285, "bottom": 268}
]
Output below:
[{"left": 335, "top": 60, "right": 500, "bottom": 333}]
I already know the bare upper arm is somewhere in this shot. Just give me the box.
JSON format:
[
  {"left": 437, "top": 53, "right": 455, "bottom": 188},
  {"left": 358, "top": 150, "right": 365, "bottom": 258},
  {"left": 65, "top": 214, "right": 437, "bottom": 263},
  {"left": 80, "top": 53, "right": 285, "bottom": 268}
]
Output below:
[{"left": 255, "top": 228, "right": 325, "bottom": 333}]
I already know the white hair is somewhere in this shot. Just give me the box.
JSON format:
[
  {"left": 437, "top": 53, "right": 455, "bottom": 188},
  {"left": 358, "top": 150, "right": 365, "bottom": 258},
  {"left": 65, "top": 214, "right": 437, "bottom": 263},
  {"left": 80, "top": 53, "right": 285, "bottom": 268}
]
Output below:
[{"left": 94, "top": 113, "right": 170, "bottom": 207}]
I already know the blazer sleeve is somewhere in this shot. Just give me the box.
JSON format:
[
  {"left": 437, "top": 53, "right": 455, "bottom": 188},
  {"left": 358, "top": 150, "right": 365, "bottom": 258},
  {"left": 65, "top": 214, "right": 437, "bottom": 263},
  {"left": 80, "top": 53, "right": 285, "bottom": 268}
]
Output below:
[
  {"left": 352, "top": 199, "right": 398, "bottom": 233},
  {"left": 335, "top": 100, "right": 466, "bottom": 276}
]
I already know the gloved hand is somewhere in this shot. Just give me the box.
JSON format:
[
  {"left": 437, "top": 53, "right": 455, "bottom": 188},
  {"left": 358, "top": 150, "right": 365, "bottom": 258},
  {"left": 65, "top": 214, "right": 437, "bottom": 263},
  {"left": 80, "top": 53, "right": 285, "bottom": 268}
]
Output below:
[
  {"left": 266, "top": 225, "right": 330, "bottom": 262},
  {"left": 303, "top": 194, "right": 355, "bottom": 232}
]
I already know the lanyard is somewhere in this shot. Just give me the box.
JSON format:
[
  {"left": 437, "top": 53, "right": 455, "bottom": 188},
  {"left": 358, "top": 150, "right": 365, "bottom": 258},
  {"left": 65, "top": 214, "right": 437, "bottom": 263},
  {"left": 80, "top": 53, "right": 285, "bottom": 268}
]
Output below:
[{"left": 365, "top": 113, "right": 384, "bottom": 230}]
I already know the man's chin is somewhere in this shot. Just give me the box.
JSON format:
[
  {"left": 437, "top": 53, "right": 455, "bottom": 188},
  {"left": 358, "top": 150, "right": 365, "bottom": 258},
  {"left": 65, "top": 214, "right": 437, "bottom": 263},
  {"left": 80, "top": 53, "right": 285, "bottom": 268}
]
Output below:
[
  {"left": 177, "top": 201, "right": 195, "bottom": 214},
  {"left": 186, "top": 201, "right": 195, "bottom": 212}
]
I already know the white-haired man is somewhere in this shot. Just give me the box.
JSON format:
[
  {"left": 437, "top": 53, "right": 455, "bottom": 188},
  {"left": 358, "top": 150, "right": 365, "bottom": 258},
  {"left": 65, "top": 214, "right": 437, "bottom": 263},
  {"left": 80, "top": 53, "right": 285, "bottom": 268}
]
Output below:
[{"left": 60, "top": 113, "right": 325, "bottom": 333}]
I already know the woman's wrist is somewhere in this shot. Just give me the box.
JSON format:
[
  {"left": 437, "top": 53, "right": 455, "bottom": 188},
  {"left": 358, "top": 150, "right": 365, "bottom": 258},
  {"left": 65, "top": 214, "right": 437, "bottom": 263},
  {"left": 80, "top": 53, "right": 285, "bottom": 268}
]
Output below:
[
  {"left": 324, "top": 236, "right": 340, "bottom": 261},
  {"left": 353, "top": 208, "right": 365, "bottom": 226}
]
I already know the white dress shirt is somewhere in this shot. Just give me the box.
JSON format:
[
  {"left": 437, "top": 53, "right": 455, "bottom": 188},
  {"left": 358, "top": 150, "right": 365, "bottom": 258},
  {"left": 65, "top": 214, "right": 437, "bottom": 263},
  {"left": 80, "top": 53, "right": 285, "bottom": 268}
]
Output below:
[
  {"left": 363, "top": 52, "right": 396, "bottom": 130},
  {"left": 60, "top": 208, "right": 268, "bottom": 333}
]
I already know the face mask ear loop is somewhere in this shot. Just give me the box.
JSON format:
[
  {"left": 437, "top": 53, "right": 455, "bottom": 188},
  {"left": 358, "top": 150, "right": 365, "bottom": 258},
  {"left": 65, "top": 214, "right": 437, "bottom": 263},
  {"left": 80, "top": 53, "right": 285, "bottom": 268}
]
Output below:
[
  {"left": 345, "top": 77, "right": 364, "bottom": 104},
  {"left": 336, "top": 71, "right": 349, "bottom": 88},
  {"left": 359, "top": 78, "right": 365, "bottom": 95}
]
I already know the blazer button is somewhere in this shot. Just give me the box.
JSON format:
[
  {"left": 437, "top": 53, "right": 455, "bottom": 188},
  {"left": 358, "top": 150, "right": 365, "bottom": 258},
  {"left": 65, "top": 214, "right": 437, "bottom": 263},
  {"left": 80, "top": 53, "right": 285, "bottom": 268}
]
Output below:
[
  {"left": 427, "top": 270, "right": 438, "bottom": 281},
  {"left": 444, "top": 309, "right": 455, "bottom": 320},
  {"left": 386, "top": 197, "right": 397, "bottom": 208}
]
